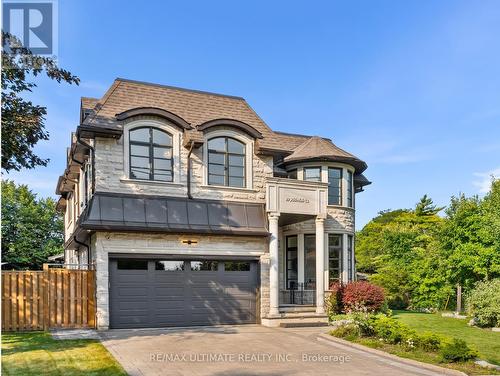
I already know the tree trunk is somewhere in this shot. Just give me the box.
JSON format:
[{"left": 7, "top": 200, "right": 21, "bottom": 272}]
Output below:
[{"left": 456, "top": 284, "right": 462, "bottom": 313}]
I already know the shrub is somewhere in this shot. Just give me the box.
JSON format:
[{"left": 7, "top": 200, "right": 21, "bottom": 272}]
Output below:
[
  {"left": 343, "top": 281, "right": 385, "bottom": 313},
  {"left": 370, "top": 315, "right": 417, "bottom": 345},
  {"left": 439, "top": 339, "right": 478, "bottom": 363},
  {"left": 325, "top": 282, "right": 344, "bottom": 319},
  {"left": 346, "top": 314, "right": 478, "bottom": 361},
  {"left": 416, "top": 332, "right": 442, "bottom": 352},
  {"left": 330, "top": 324, "right": 360, "bottom": 340},
  {"left": 466, "top": 279, "right": 500, "bottom": 328},
  {"left": 354, "top": 315, "right": 440, "bottom": 351}
]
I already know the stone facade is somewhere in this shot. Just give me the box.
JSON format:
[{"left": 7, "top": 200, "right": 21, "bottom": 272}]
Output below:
[
  {"left": 93, "top": 117, "right": 273, "bottom": 203},
  {"left": 281, "top": 207, "right": 355, "bottom": 234},
  {"left": 58, "top": 85, "right": 366, "bottom": 329},
  {"left": 259, "top": 253, "right": 271, "bottom": 318}
]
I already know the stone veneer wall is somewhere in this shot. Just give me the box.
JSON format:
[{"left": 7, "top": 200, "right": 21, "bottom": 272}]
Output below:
[
  {"left": 92, "top": 231, "right": 268, "bottom": 329},
  {"left": 259, "top": 253, "right": 270, "bottom": 319},
  {"left": 281, "top": 207, "right": 355, "bottom": 233},
  {"left": 93, "top": 119, "right": 273, "bottom": 202}
]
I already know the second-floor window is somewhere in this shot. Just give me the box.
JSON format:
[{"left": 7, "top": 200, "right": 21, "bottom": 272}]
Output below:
[
  {"left": 208, "top": 137, "right": 246, "bottom": 188},
  {"left": 304, "top": 167, "right": 321, "bottom": 182},
  {"left": 129, "top": 127, "right": 173, "bottom": 182},
  {"left": 328, "top": 167, "right": 342, "bottom": 205},
  {"left": 347, "top": 170, "right": 353, "bottom": 207}
]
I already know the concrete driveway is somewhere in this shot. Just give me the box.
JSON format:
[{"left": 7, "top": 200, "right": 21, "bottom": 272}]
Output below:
[{"left": 99, "top": 325, "right": 446, "bottom": 376}]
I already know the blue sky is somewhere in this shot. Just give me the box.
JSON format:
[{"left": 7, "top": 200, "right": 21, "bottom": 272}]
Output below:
[{"left": 6, "top": 0, "right": 500, "bottom": 229}]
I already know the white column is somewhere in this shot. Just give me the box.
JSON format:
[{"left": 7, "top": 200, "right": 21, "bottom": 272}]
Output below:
[
  {"left": 297, "top": 234, "right": 305, "bottom": 285},
  {"left": 268, "top": 213, "right": 280, "bottom": 316},
  {"left": 315, "top": 216, "right": 325, "bottom": 314}
]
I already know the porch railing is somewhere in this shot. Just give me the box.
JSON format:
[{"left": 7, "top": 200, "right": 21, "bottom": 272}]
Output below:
[{"left": 280, "top": 283, "right": 316, "bottom": 305}]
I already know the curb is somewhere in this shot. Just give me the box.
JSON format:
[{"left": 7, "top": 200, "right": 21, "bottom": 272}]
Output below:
[{"left": 317, "top": 333, "right": 467, "bottom": 376}]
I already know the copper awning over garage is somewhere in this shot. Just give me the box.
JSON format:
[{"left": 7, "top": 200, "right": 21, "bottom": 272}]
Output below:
[{"left": 79, "top": 192, "right": 269, "bottom": 236}]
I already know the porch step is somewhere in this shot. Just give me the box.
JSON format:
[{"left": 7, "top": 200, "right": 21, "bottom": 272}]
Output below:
[
  {"left": 280, "top": 313, "right": 323, "bottom": 319},
  {"left": 261, "top": 313, "right": 329, "bottom": 328},
  {"left": 279, "top": 321, "right": 329, "bottom": 328}
]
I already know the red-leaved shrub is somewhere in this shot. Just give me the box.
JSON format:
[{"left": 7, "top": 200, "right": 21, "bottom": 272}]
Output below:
[
  {"left": 326, "top": 282, "right": 344, "bottom": 315},
  {"left": 342, "top": 281, "right": 385, "bottom": 313}
]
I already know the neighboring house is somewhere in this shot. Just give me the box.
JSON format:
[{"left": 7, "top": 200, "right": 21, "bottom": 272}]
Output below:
[{"left": 56, "top": 78, "right": 371, "bottom": 330}]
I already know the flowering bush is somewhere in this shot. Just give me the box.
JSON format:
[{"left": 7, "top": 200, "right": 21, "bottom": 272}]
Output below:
[
  {"left": 466, "top": 279, "right": 500, "bottom": 328},
  {"left": 330, "top": 323, "right": 360, "bottom": 340},
  {"left": 342, "top": 281, "right": 385, "bottom": 313}
]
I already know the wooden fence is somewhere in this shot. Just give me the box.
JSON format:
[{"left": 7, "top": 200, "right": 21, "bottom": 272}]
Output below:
[{"left": 2, "top": 265, "right": 96, "bottom": 331}]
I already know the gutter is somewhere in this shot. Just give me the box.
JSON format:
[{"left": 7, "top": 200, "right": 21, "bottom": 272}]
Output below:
[
  {"left": 186, "top": 141, "right": 195, "bottom": 199},
  {"left": 73, "top": 235, "right": 91, "bottom": 266}
]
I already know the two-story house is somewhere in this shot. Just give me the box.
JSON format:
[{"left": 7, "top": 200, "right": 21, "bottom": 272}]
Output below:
[{"left": 56, "top": 78, "right": 370, "bottom": 330}]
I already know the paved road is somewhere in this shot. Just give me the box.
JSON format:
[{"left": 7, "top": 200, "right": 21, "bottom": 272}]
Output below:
[{"left": 99, "top": 325, "right": 447, "bottom": 376}]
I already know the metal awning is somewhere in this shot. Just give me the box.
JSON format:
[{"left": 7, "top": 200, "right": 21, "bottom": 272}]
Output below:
[{"left": 79, "top": 192, "right": 269, "bottom": 236}]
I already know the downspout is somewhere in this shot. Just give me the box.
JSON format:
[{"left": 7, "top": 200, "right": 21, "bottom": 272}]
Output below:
[
  {"left": 73, "top": 235, "right": 91, "bottom": 267},
  {"left": 187, "top": 141, "right": 195, "bottom": 199},
  {"left": 76, "top": 132, "right": 95, "bottom": 194}
]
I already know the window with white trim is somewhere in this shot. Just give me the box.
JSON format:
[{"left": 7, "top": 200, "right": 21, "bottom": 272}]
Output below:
[
  {"left": 347, "top": 170, "right": 353, "bottom": 208},
  {"left": 328, "top": 234, "right": 342, "bottom": 285},
  {"left": 328, "top": 167, "right": 342, "bottom": 205},
  {"left": 304, "top": 167, "right": 321, "bottom": 182},
  {"left": 348, "top": 235, "right": 354, "bottom": 281}
]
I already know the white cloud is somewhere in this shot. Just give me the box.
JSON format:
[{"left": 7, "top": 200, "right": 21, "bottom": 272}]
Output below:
[{"left": 473, "top": 167, "right": 500, "bottom": 194}]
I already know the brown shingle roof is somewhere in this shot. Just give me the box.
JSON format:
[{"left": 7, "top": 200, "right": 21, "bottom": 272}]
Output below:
[
  {"left": 81, "top": 97, "right": 98, "bottom": 111},
  {"left": 283, "top": 136, "right": 367, "bottom": 172},
  {"left": 81, "top": 78, "right": 366, "bottom": 171}
]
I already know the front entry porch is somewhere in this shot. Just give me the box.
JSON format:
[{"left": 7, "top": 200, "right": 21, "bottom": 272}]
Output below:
[
  {"left": 265, "top": 177, "right": 329, "bottom": 323},
  {"left": 263, "top": 178, "right": 354, "bottom": 326}
]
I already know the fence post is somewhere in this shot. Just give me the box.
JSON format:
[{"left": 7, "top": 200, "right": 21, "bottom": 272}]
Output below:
[{"left": 43, "top": 264, "right": 49, "bottom": 330}]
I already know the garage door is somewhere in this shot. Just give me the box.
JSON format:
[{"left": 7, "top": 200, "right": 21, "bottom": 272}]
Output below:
[{"left": 109, "top": 258, "right": 259, "bottom": 328}]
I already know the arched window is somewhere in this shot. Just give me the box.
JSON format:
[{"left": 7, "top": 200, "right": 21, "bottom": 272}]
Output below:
[
  {"left": 208, "top": 137, "right": 246, "bottom": 187},
  {"left": 129, "top": 127, "right": 173, "bottom": 181}
]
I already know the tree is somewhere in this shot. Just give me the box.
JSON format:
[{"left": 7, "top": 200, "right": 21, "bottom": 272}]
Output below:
[
  {"left": 414, "top": 194, "right": 445, "bottom": 216},
  {"left": 355, "top": 209, "right": 409, "bottom": 273},
  {"left": 440, "top": 180, "right": 500, "bottom": 289},
  {"left": 356, "top": 198, "right": 446, "bottom": 309},
  {"left": 1, "top": 32, "right": 79, "bottom": 172},
  {"left": 1, "top": 180, "right": 64, "bottom": 269},
  {"left": 357, "top": 184, "right": 500, "bottom": 310}
]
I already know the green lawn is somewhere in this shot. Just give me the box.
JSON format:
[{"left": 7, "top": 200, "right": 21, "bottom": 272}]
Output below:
[
  {"left": 1, "top": 332, "right": 126, "bottom": 376},
  {"left": 352, "top": 337, "right": 500, "bottom": 376},
  {"left": 393, "top": 310, "right": 500, "bottom": 366}
]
